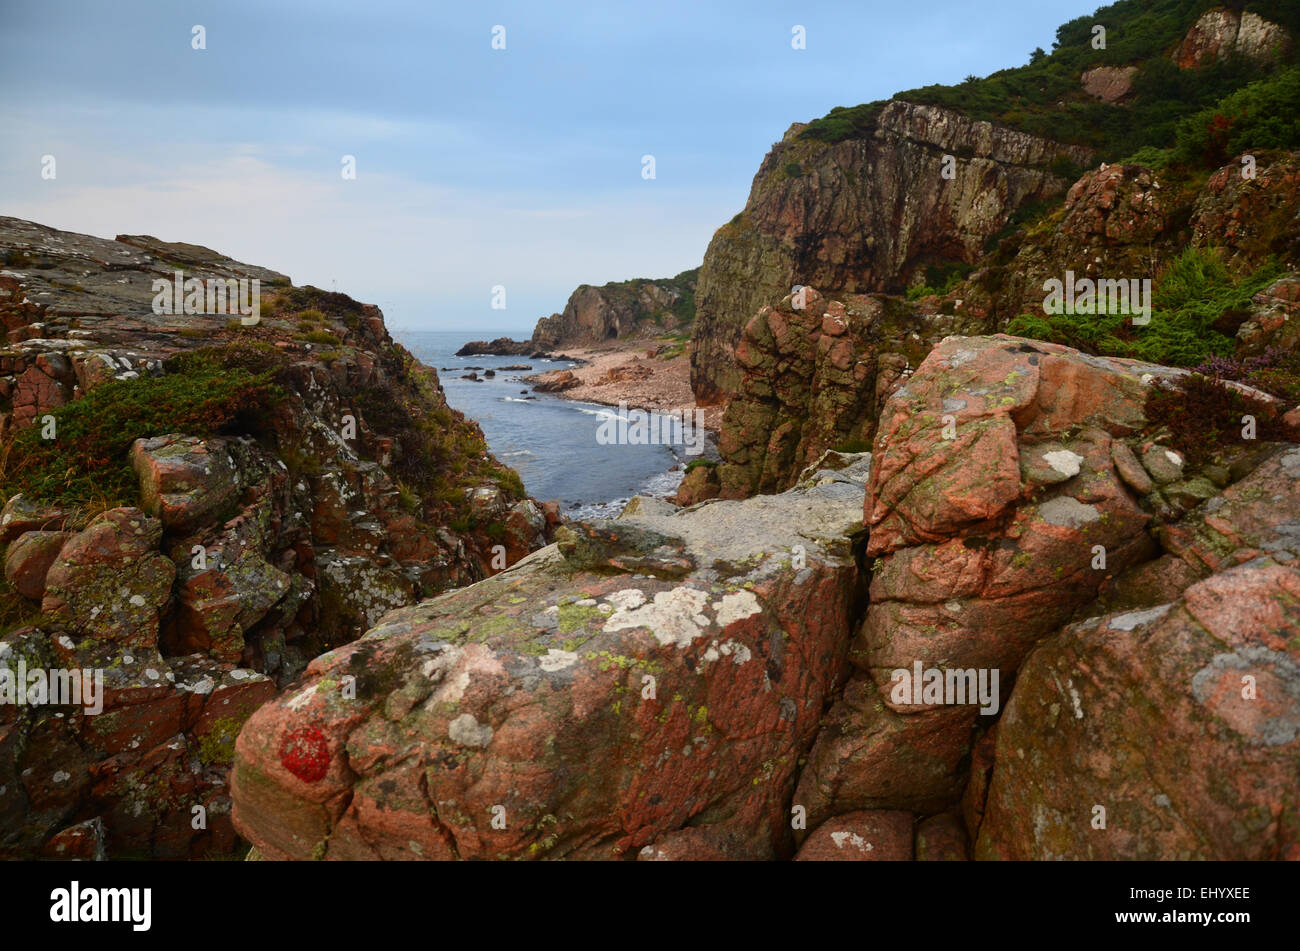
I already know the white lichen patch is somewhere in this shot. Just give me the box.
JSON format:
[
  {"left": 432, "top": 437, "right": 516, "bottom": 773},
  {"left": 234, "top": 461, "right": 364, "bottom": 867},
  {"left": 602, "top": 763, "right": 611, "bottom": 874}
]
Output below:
[
  {"left": 604, "top": 586, "right": 711, "bottom": 647},
  {"left": 700, "top": 638, "right": 753, "bottom": 668},
  {"left": 1108, "top": 604, "right": 1172, "bottom": 631},
  {"left": 448, "top": 712, "right": 493, "bottom": 748},
  {"left": 539, "top": 648, "right": 579, "bottom": 672},
  {"left": 1065, "top": 677, "right": 1084, "bottom": 719},
  {"left": 286, "top": 682, "right": 319, "bottom": 711},
  {"left": 714, "top": 590, "right": 761, "bottom": 628},
  {"left": 1038, "top": 496, "right": 1100, "bottom": 528},
  {"left": 830, "top": 830, "right": 873, "bottom": 852},
  {"left": 1042, "top": 450, "right": 1084, "bottom": 479},
  {"left": 605, "top": 589, "right": 647, "bottom": 612}
]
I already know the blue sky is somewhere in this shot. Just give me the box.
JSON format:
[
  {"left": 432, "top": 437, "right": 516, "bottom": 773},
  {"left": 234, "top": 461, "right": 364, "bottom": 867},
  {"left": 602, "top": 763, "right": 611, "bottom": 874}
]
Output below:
[{"left": 1, "top": 0, "right": 1095, "bottom": 332}]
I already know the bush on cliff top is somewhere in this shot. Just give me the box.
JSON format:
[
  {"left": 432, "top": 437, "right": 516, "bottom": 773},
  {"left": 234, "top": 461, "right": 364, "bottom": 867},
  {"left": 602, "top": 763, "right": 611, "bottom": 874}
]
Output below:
[
  {"left": 1006, "top": 247, "right": 1282, "bottom": 366},
  {"left": 803, "top": 0, "right": 1298, "bottom": 165}
]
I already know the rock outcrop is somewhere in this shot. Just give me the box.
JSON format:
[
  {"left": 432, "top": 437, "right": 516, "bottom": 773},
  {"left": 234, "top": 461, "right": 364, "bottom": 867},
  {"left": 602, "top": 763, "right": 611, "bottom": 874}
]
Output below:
[
  {"left": 457, "top": 269, "right": 699, "bottom": 356},
  {"left": 690, "top": 100, "right": 1091, "bottom": 404},
  {"left": 1173, "top": 8, "right": 1292, "bottom": 70},
  {"left": 230, "top": 332, "right": 1300, "bottom": 861},
  {"left": 0, "top": 217, "right": 549, "bottom": 858},
  {"left": 710, "top": 286, "right": 987, "bottom": 498},
  {"left": 1080, "top": 66, "right": 1138, "bottom": 103},
  {"left": 964, "top": 153, "right": 1300, "bottom": 324},
  {"left": 232, "top": 460, "right": 869, "bottom": 860},
  {"left": 532, "top": 271, "right": 697, "bottom": 349},
  {"left": 975, "top": 557, "right": 1300, "bottom": 860}
]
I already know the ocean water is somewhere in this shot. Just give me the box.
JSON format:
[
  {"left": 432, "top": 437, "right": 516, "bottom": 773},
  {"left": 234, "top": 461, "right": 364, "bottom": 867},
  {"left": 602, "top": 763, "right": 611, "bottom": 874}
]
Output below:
[{"left": 395, "top": 330, "right": 701, "bottom": 519}]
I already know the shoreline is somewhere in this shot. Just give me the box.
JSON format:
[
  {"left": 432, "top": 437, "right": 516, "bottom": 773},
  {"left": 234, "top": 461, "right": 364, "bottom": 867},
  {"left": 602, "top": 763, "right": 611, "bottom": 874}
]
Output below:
[{"left": 524, "top": 340, "right": 725, "bottom": 433}]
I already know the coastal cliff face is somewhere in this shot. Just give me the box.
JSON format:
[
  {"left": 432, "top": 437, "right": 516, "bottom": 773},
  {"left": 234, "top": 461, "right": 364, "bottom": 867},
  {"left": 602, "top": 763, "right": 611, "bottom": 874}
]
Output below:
[
  {"left": 458, "top": 270, "right": 697, "bottom": 356},
  {"left": 696, "top": 151, "right": 1299, "bottom": 501},
  {"left": 690, "top": 100, "right": 1092, "bottom": 404},
  {"left": 532, "top": 271, "right": 697, "bottom": 348},
  {"left": 0, "top": 217, "right": 549, "bottom": 858}
]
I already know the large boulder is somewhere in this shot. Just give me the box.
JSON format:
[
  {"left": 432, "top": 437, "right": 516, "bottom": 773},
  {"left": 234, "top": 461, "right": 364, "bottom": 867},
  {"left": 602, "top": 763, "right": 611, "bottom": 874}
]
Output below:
[
  {"left": 130, "top": 435, "right": 241, "bottom": 535},
  {"left": 796, "top": 335, "right": 1169, "bottom": 829},
  {"left": 232, "top": 464, "right": 870, "bottom": 860},
  {"left": 860, "top": 335, "right": 1166, "bottom": 693},
  {"left": 714, "top": 288, "right": 983, "bottom": 498},
  {"left": 41, "top": 508, "right": 176, "bottom": 649},
  {"left": 4, "top": 530, "right": 70, "bottom": 600},
  {"left": 974, "top": 559, "right": 1300, "bottom": 860}
]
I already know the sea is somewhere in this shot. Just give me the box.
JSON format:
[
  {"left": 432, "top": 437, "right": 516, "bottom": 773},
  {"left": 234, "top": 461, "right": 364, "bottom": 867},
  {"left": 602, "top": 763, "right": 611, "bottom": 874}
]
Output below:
[{"left": 394, "top": 330, "right": 707, "bottom": 520}]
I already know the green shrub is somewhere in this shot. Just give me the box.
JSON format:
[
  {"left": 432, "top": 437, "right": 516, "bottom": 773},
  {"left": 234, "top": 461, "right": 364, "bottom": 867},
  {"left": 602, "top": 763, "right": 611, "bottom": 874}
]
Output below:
[
  {"left": 905, "top": 263, "right": 972, "bottom": 300},
  {"left": 296, "top": 329, "right": 341, "bottom": 346},
  {"left": 2, "top": 362, "right": 281, "bottom": 508},
  {"left": 494, "top": 468, "right": 526, "bottom": 499},
  {"left": 805, "top": 0, "right": 1291, "bottom": 168},
  {"left": 799, "top": 101, "right": 888, "bottom": 143},
  {"left": 1117, "top": 144, "right": 1176, "bottom": 169},
  {"left": 684, "top": 458, "right": 717, "bottom": 471},
  {"left": 1007, "top": 248, "right": 1282, "bottom": 366},
  {"left": 1174, "top": 67, "right": 1300, "bottom": 166}
]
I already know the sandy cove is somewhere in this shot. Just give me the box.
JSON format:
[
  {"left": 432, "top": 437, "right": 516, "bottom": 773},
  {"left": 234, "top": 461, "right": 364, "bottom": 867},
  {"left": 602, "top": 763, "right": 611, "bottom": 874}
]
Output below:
[{"left": 526, "top": 342, "right": 725, "bottom": 431}]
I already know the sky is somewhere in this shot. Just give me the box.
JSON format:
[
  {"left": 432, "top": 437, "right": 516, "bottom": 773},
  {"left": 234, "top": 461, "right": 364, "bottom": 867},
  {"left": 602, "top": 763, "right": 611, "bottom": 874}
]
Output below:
[{"left": 0, "top": 0, "right": 1097, "bottom": 332}]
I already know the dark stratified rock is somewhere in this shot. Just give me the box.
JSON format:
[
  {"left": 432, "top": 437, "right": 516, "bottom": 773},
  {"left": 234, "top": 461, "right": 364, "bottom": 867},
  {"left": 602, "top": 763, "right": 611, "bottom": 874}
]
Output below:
[
  {"left": 531, "top": 270, "right": 698, "bottom": 350},
  {"left": 455, "top": 337, "right": 534, "bottom": 357}
]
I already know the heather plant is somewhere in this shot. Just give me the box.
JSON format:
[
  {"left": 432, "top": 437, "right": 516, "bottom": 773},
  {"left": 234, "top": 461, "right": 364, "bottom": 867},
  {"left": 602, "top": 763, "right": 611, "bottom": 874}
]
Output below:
[
  {"left": 1144, "top": 372, "right": 1288, "bottom": 468},
  {"left": 1193, "top": 347, "right": 1300, "bottom": 402}
]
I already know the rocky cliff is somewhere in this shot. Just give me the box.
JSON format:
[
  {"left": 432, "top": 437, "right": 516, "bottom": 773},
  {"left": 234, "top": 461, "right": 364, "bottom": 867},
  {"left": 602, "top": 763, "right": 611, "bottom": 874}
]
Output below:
[
  {"left": 694, "top": 150, "right": 1300, "bottom": 500},
  {"left": 689, "top": 2, "right": 1298, "bottom": 406},
  {"left": 689, "top": 100, "right": 1091, "bottom": 403},
  {"left": 533, "top": 270, "right": 697, "bottom": 348},
  {"left": 0, "top": 217, "right": 551, "bottom": 858},
  {"left": 458, "top": 269, "right": 698, "bottom": 356}
]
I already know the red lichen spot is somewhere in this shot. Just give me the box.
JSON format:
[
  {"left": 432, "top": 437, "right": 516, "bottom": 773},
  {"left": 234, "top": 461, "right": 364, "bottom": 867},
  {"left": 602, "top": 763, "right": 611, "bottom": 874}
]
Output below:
[{"left": 279, "top": 726, "right": 330, "bottom": 783}]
